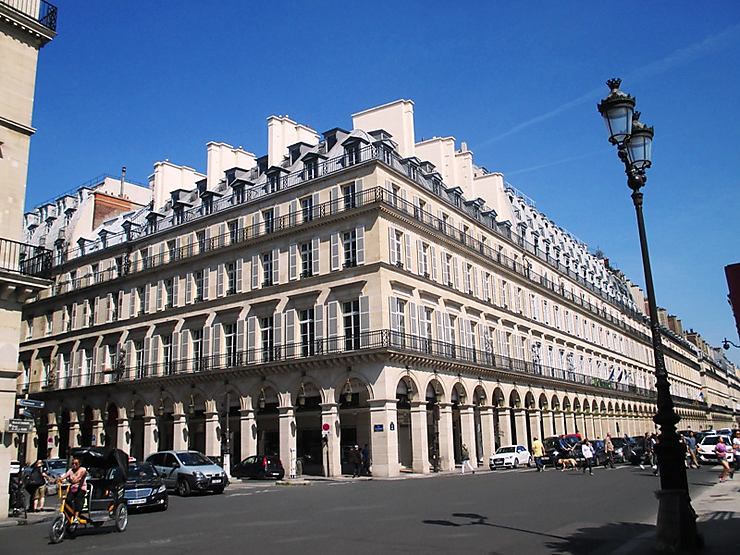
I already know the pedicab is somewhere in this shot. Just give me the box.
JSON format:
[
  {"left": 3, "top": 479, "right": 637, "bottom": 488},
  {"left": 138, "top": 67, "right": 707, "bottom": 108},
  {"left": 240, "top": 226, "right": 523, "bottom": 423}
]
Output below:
[{"left": 49, "top": 447, "right": 129, "bottom": 544}]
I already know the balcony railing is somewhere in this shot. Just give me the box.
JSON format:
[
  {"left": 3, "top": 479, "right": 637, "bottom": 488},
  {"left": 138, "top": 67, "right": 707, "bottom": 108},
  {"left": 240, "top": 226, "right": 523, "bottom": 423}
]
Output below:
[
  {"left": 36, "top": 329, "right": 657, "bottom": 402},
  {"left": 0, "top": 237, "right": 52, "bottom": 279},
  {"left": 0, "top": 0, "right": 58, "bottom": 31}
]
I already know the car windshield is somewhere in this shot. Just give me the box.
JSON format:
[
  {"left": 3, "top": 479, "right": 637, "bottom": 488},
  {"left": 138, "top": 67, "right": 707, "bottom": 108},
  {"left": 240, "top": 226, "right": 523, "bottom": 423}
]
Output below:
[
  {"left": 496, "top": 447, "right": 516, "bottom": 454},
  {"left": 700, "top": 436, "right": 727, "bottom": 446},
  {"left": 178, "top": 452, "right": 211, "bottom": 466},
  {"left": 46, "top": 460, "right": 66, "bottom": 470},
  {"left": 128, "top": 463, "right": 157, "bottom": 479},
  {"left": 543, "top": 439, "right": 560, "bottom": 449},
  {"left": 561, "top": 437, "right": 580, "bottom": 447},
  {"left": 611, "top": 438, "right": 626, "bottom": 448}
]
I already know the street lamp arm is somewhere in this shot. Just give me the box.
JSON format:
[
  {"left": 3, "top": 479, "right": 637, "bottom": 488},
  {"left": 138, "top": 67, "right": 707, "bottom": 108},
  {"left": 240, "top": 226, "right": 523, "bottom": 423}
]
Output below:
[{"left": 722, "top": 338, "right": 740, "bottom": 350}]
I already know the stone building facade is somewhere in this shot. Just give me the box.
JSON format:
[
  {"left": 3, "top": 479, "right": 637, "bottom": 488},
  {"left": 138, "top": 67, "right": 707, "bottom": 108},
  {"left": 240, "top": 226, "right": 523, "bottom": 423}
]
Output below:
[{"left": 16, "top": 99, "right": 737, "bottom": 477}]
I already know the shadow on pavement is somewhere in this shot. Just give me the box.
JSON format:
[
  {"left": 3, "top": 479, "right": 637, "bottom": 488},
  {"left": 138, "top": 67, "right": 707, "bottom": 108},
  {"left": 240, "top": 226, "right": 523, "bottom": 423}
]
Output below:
[
  {"left": 544, "top": 521, "right": 654, "bottom": 554},
  {"left": 422, "top": 512, "right": 569, "bottom": 541}
]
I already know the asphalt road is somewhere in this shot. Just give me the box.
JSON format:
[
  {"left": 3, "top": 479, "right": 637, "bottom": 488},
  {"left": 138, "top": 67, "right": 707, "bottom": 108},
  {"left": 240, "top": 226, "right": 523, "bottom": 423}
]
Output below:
[{"left": 0, "top": 465, "right": 722, "bottom": 555}]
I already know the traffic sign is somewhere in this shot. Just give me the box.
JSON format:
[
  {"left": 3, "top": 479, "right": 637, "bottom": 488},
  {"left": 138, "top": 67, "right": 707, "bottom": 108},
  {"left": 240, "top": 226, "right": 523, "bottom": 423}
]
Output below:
[
  {"left": 17, "top": 398, "right": 44, "bottom": 409},
  {"left": 7, "top": 418, "right": 34, "bottom": 434},
  {"left": 322, "top": 423, "right": 330, "bottom": 432}
]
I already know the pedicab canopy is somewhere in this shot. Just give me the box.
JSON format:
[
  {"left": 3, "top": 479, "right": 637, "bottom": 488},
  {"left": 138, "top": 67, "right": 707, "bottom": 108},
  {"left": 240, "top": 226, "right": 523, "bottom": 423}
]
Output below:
[{"left": 69, "top": 447, "right": 128, "bottom": 483}]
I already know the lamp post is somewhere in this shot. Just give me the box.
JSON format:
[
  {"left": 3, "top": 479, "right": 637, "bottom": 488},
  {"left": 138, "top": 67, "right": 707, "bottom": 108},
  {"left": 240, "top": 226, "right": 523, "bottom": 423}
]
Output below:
[{"left": 597, "top": 78, "right": 699, "bottom": 551}]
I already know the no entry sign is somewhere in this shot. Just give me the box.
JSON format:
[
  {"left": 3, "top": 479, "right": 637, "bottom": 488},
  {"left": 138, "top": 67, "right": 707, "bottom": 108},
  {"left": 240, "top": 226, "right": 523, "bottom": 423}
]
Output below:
[{"left": 322, "top": 423, "right": 330, "bottom": 432}]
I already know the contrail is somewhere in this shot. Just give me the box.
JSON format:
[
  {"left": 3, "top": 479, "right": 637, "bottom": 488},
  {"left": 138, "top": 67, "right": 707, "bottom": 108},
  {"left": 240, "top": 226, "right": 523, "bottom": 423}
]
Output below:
[
  {"left": 504, "top": 148, "right": 607, "bottom": 177},
  {"left": 474, "top": 22, "right": 740, "bottom": 148}
]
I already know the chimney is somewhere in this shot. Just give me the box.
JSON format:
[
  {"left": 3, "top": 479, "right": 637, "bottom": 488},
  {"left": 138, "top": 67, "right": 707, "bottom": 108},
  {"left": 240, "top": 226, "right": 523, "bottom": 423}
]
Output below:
[{"left": 120, "top": 166, "right": 126, "bottom": 196}]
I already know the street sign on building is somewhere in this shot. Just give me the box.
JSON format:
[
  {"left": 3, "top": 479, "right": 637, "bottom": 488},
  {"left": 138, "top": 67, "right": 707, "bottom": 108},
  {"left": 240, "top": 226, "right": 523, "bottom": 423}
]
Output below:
[
  {"left": 7, "top": 418, "right": 34, "bottom": 434},
  {"left": 16, "top": 398, "right": 44, "bottom": 409}
]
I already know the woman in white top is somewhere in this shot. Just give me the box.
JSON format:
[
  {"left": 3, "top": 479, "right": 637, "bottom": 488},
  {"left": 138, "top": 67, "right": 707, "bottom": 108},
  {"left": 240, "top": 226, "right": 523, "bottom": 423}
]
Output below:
[{"left": 581, "top": 441, "right": 594, "bottom": 476}]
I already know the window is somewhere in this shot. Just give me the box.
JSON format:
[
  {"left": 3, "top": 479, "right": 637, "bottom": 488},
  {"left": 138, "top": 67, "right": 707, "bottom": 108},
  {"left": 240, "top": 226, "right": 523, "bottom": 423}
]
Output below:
[
  {"left": 110, "top": 295, "right": 118, "bottom": 321},
  {"left": 115, "top": 256, "right": 124, "bottom": 277},
  {"left": 202, "top": 196, "right": 213, "bottom": 215},
  {"left": 162, "top": 334, "right": 173, "bottom": 375},
  {"left": 500, "top": 280, "right": 508, "bottom": 308},
  {"left": 421, "top": 307, "right": 433, "bottom": 352},
  {"left": 343, "top": 230, "right": 357, "bottom": 268},
  {"left": 41, "top": 359, "right": 50, "bottom": 388},
  {"left": 87, "top": 300, "right": 95, "bottom": 327},
  {"left": 228, "top": 220, "right": 239, "bottom": 244},
  {"left": 444, "top": 254, "right": 452, "bottom": 286},
  {"left": 60, "top": 353, "right": 70, "bottom": 388},
  {"left": 63, "top": 306, "right": 72, "bottom": 332},
  {"left": 167, "top": 240, "right": 177, "bottom": 262},
  {"left": 226, "top": 262, "right": 237, "bottom": 294},
  {"left": 416, "top": 198, "right": 427, "bottom": 219},
  {"left": 390, "top": 183, "right": 401, "bottom": 207},
  {"left": 344, "top": 144, "right": 360, "bottom": 165},
  {"left": 137, "top": 286, "right": 145, "bottom": 316},
  {"left": 299, "top": 309, "right": 315, "bottom": 356},
  {"left": 465, "top": 263, "right": 474, "bottom": 293},
  {"left": 543, "top": 300, "right": 550, "bottom": 325},
  {"left": 420, "top": 243, "right": 430, "bottom": 277},
  {"left": 263, "top": 209, "right": 274, "bottom": 234},
  {"left": 197, "top": 230, "right": 206, "bottom": 254},
  {"left": 224, "top": 323, "right": 237, "bottom": 367},
  {"left": 164, "top": 278, "right": 174, "bottom": 309},
  {"left": 304, "top": 160, "right": 318, "bottom": 180},
  {"left": 300, "top": 242, "right": 313, "bottom": 278},
  {"left": 342, "top": 182, "right": 356, "bottom": 209},
  {"left": 301, "top": 196, "right": 313, "bottom": 222},
  {"left": 262, "top": 252, "right": 273, "bottom": 286},
  {"left": 134, "top": 340, "right": 143, "bottom": 379},
  {"left": 530, "top": 294, "right": 539, "bottom": 321},
  {"left": 261, "top": 317, "right": 274, "bottom": 362},
  {"left": 174, "top": 206, "right": 184, "bottom": 225},
  {"left": 194, "top": 270, "right": 204, "bottom": 302},
  {"left": 91, "top": 263, "right": 99, "bottom": 283},
  {"left": 21, "top": 363, "right": 29, "bottom": 391},
  {"left": 392, "top": 230, "right": 403, "bottom": 267},
  {"left": 45, "top": 314, "right": 52, "bottom": 336},
  {"left": 234, "top": 184, "right": 245, "bottom": 204},
  {"left": 191, "top": 329, "right": 203, "bottom": 371},
  {"left": 343, "top": 300, "right": 360, "bottom": 350}
]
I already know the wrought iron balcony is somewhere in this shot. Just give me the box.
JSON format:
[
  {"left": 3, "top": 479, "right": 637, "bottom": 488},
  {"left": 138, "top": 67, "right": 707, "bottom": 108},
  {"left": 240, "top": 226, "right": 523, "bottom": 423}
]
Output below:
[
  {"left": 0, "top": 0, "right": 58, "bottom": 31},
  {"left": 0, "top": 237, "right": 52, "bottom": 279}
]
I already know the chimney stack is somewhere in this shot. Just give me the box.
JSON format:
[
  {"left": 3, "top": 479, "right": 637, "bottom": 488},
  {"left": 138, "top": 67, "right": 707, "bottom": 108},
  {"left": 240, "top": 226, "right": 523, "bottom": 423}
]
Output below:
[{"left": 120, "top": 166, "right": 126, "bottom": 197}]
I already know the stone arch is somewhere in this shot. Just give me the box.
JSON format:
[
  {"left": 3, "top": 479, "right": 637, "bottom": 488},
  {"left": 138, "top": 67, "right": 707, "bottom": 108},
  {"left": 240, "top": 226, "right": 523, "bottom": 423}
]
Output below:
[
  {"left": 425, "top": 378, "right": 446, "bottom": 403},
  {"left": 293, "top": 378, "right": 326, "bottom": 406},
  {"left": 600, "top": 401, "right": 607, "bottom": 413},
  {"left": 573, "top": 398, "right": 582, "bottom": 412},
  {"left": 509, "top": 389, "right": 522, "bottom": 409},
  {"left": 492, "top": 387, "right": 506, "bottom": 408},
  {"left": 451, "top": 382, "right": 468, "bottom": 405},
  {"left": 396, "top": 375, "right": 420, "bottom": 402},
  {"left": 591, "top": 399, "right": 599, "bottom": 413},
  {"left": 473, "top": 384, "right": 488, "bottom": 406},
  {"left": 333, "top": 373, "right": 373, "bottom": 405},
  {"left": 607, "top": 401, "right": 614, "bottom": 413},
  {"left": 538, "top": 393, "right": 549, "bottom": 410},
  {"left": 551, "top": 394, "right": 561, "bottom": 410}
]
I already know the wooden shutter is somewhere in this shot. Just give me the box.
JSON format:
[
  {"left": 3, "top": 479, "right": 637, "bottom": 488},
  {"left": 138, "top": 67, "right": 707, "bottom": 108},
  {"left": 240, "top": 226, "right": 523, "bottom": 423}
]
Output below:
[
  {"left": 212, "top": 324, "right": 221, "bottom": 366},
  {"left": 452, "top": 257, "right": 460, "bottom": 289},
  {"left": 217, "top": 264, "right": 225, "bottom": 297},
  {"left": 172, "top": 331, "right": 180, "bottom": 371},
  {"left": 203, "top": 267, "right": 211, "bottom": 300},
  {"left": 441, "top": 251, "right": 449, "bottom": 285},
  {"left": 409, "top": 301, "right": 419, "bottom": 349},
  {"left": 330, "top": 233, "right": 340, "bottom": 271},
  {"left": 330, "top": 186, "right": 339, "bottom": 214},
  {"left": 272, "top": 248, "right": 280, "bottom": 285},
  {"left": 359, "top": 296, "right": 370, "bottom": 347},
  {"left": 180, "top": 331, "right": 189, "bottom": 371},
  {"left": 404, "top": 232, "right": 412, "bottom": 271},
  {"left": 273, "top": 313, "right": 282, "bottom": 358},
  {"left": 388, "top": 226, "right": 397, "bottom": 265},
  {"left": 289, "top": 244, "right": 298, "bottom": 281},
  {"left": 311, "top": 192, "right": 320, "bottom": 218},
  {"left": 327, "top": 301, "right": 338, "bottom": 352},
  {"left": 314, "top": 304, "right": 324, "bottom": 354},
  {"left": 289, "top": 199, "right": 298, "bottom": 226},
  {"left": 417, "top": 240, "right": 424, "bottom": 276},
  {"left": 156, "top": 280, "right": 163, "bottom": 311},
  {"left": 312, "top": 237, "right": 320, "bottom": 275},
  {"left": 251, "top": 255, "right": 259, "bottom": 289},
  {"left": 247, "top": 317, "right": 256, "bottom": 363},
  {"left": 356, "top": 226, "right": 365, "bottom": 265},
  {"left": 185, "top": 273, "right": 193, "bottom": 304},
  {"left": 173, "top": 276, "right": 180, "bottom": 307},
  {"left": 236, "top": 319, "right": 245, "bottom": 362},
  {"left": 236, "top": 260, "right": 243, "bottom": 293},
  {"left": 202, "top": 325, "right": 212, "bottom": 367},
  {"left": 285, "top": 310, "right": 295, "bottom": 357},
  {"left": 430, "top": 246, "right": 437, "bottom": 281}
]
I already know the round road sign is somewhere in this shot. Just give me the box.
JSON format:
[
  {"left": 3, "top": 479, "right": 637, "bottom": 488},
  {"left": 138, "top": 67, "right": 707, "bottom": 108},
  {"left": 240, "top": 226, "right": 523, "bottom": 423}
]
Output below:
[{"left": 322, "top": 423, "right": 330, "bottom": 432}]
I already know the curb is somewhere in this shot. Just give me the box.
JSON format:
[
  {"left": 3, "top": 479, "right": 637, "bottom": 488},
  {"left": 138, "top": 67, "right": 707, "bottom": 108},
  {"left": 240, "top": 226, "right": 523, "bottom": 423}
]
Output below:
[
  {"left": 275, "top": 479, "right": 311, "bottom": 486},
  {"left": 0, "top": 513, "right": 56, "bottom": 528}
]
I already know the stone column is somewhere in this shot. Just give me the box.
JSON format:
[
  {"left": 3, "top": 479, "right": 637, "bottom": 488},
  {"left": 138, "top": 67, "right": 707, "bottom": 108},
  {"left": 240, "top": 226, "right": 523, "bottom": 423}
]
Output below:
[
  {"left": 595, "top": 415, "right": 604, "bottom": 439},
  {"left": 527, "top": 409, "right": 541, "bottom": 446},
  {"left": 541, "top": 410, "right": 553, "bottom": 438},
  {"left": 585, "top": 413, "right": 596, "bottom": 440},
  {"left": 562, "top": 411, "right": 573, "bottom": 435},
  {"left": 172, "top": 410, "right": 188, "bottom": 451},
  {"left": 91, "top": 409, "right": 104, "bottom": 448},
  {"left": 458, "top": 405, "right": 477, "bottom": 462},
  {"left": 143, "top": 414, "right": 158, "bottom": 458},
  {"left": 239, "top": 408, "right": 257, "bottom": 462},
  {"left": 26, "top": 426, "right": 38, "bottom": 463},
  {"left": 116, "top": 411, "right": 131, "bottom": 452},
  {"left": 512, "top": 409, "right": 528, "bottom": 446},
  {"left": 437, "top": 403, "right": 455, "bottom": 471},
  {"left": 409, "top": 401, "right": 429, "bottom": 474},
  {"left": 204, "top": 409, "right": 221, "bottom": 458},
  {"left": 366, "top": 399, "right": 400, "bottom": 477},
  {"left": 553, "top": 411, "right": 565, "bottom": 436},
  {"left": 320, "top": 403, "right": 341, "bottom": 477},
  {"left": 496, "top": 408, "right": 513, "bottom": 447},
  {"left": 279, "top": 406, "right": 297, "bottom": 478},
  {"left": 46, "top": 415, "right": 59, "bottom": 459},
  {"left": 479, "top": 406, "right": 496, "bottom": 465},
  {"left": 68, "top": 411, "right": 81, "bottom": 450}
]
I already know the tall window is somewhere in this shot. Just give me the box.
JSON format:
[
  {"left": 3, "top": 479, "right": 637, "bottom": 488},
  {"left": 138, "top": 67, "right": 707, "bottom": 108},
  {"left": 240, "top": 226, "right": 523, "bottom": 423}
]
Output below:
[
  {"left": 202, "top": 196, "right": 213, "bottom": 215},
  {"left": 192, "top": 329, "right": 203, "bottom": 371},
  {"left": 226, "top": 262, "right": 237, "bottom": 294},
  {"left": 262, "top": 209, "right": 274, "bottom": 234},
  {"left": 162, "top": 334, "right": 173, "bottom": 375},
  {"left": 392, "top": 230, "right": 403, "bottom": 266},
  {"left": 41, "top": 359, "right": 50, "bottom": 388},
  {"left": 197, "top": 230, "right": 206, "bottom": 254},
  {"left": 134, "top": 340, "right": 143, "bottom": 380},
  {"left": 420, "top": 243, "right": 430, "bottom": 277},
  {"left": 299, "top": 309, "right": 315, "bottom": 356},
  {"left": 500, "top": 280, "right": 508, "bottom": 308},
  {"left": 137, "top": 286, "right": 145, "bottom": 316},
  {"left": 167, "top": 240, "right": 177, "bottom": 262},
  {"left": 262, "top": 252, "right": 273, "bottom": 286},
  {"left": 342, "top": 182, "right": 356, "bottom": 209},
  {"left": 444, "top": 254, "right": 452, "bottom": 285},
  {"left": 344, "top": 145, "right": 360, "bottom": 165},
  {"left": 300, "top": 242, "right": 313, "bottom": 277},
  {"left": 45, "top": 313, "right": 52, "bottom": 336},
  {"left": 164, "top": 278, "right": 174, "bottom": 309},
  {"left": 194, "top": 270, "right": 204, "bottom": 302},
  {"left": 304, "top": 160, "right": 318, "bottom": 180},
  {"left": 261, "top": 317, "right": 274, "bottom": 362},
  {"left": 224, "top": 323, "right": 237, "bottom": 366},
  {"left": 421, "top": 307, "right": 433, "bottom": 352},
  {"left": 343, "top": 230, "right": 357, "bottom": 268},
  {"left": 64, "top": 305, "right": 72, "bottom": 331},
  {"left": 343, "top": 300, "right": 360, "bottom": 350},
  {"left": 301, "top": 196, "right": 313, "bottom": 222},
  {"left": 228, "top": 220, "right": 239, "bottom": 244}
]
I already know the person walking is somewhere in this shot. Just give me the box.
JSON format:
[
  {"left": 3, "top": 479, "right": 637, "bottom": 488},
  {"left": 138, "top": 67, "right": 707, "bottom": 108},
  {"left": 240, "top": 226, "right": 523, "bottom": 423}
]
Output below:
[
  {"left": 28, "top": 460, "right": 49, "bottom": 512},
  {"left": 714, "top": 437, "right": 731, "bottom": 482},
  {"left": 581, "top": 440, "right": 595, "bottom": 476},
  {"left": 460, "top": 443, "right": 476, "bottom": 475},
  {"left": 350, "top": 445, "right": 362, "bottom": 478},
  {"left": 361, "top": 444, "right": 372, "bottom": 476},
  {"left": 732, "top": 430, "right": 740, "bottom": 475},
  {"left": 603, "top": 434, "right": 615, "bottom": 469},
  {"left": 686, "top": 432, "right": 699, "bottom": 469},
  {"left": 531, "top": 437, "right": 545, "bottom": 472}
]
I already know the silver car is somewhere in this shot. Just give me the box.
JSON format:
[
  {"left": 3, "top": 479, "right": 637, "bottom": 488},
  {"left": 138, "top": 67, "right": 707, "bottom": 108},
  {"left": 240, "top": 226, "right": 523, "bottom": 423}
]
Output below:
[{"left": 146, "top": 450, "right": 228, "bottom": 496}]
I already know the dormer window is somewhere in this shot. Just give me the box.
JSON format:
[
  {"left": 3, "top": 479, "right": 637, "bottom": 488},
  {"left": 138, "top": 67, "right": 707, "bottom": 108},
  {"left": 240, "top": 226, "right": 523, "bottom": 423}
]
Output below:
[
  {"left": 202, "top": 196, "right": 213, "bottom": 215},
  {"left": 407, "top": 164, "right": 418, "bottom": 181},
  {"left": 304, "top": 159, "right": 318, "bottom": 180},
  {"left": 148, "top": 218, "right": 158, "bottom": 234},
  {"left": 233, "top": 184, "right": 245, "bottom": 204},
  {"left": 174, "top": 206, "right": 185, "bottom": 225},
  {"left": 344, "top": 144, "right": 360, "bottom": 166}
]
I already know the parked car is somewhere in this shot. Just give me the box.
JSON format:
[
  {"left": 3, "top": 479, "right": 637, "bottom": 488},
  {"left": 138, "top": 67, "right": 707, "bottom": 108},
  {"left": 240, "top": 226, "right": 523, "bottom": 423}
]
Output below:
[
  {"left": 9, "top": 460, "right": 20, "bottom": 476},
  {"left": 610, "top": 437, "right": 634, "bottom": 464},
  {"left": 542, "top": 436, "right": 581, "bottom": 468},
  {"left": 489, "top": 445, "right": 532, "bottom": 469},
  {"left": 628, "top": 436, "right": 647, "bottom": 465},
  {"left": 697, "top": 435, "right": 734, "bottom": 465},
  {"left": 231, "top": 455, "right": 285, "bottom": 480},
  {"left": 124, "top": 461, "right": 168, "bottom": 511},
  {"left": 146, "top": 450, "right": 228, "bottom": 496}
]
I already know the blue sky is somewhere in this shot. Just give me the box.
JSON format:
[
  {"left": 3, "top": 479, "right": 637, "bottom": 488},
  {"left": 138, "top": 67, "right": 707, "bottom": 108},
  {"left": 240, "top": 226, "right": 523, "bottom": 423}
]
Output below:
[{"left": 26, "top": 1, "right": 740, "bottom": 364}]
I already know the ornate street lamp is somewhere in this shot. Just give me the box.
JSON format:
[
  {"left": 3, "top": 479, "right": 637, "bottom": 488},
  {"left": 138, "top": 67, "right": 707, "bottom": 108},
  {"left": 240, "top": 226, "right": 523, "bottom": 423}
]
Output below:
[
  {"left": 722, "top": 338, "right": 739, "bottom": 350},
  {"left": 598, "top": 78, "right": 699, "bottom": 551}
]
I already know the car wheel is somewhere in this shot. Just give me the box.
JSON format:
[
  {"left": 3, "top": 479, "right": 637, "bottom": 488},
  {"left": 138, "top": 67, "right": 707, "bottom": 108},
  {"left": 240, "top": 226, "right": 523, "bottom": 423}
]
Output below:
[
  {"left": 177, "top": 478, "right": 191, "bottom": 497},
  {"left": 114, "top": 503, "right": 128, "bottom": 533},
  {"left": 513, "top": 459, "right": 519, "bottom": 469},
  {"left": 527, "top": 457, "right": 533, "bottom": 468},
  {"left": 49, "top": 515, "right": 66, "bottom": 544},
  {"left": 212, "top": 487, "right": 225, "bottom": 494},
  {"left": 160, "top": 497, "right": 169, "bottom": 512}
]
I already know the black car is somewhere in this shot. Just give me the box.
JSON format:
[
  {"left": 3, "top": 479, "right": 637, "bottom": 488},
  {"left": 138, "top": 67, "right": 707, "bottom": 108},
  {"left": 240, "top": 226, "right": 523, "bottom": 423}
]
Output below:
[
  {"left": 124, "top": 461, "right": 168, "bottom": 511},
  {"left": 610, "top": 437, "right": 634, "bottom": 463},
  {"left": 542, "top": 436, "right": 581, "bottom": 468},
  {"left": 232, "top": 455, "right": 285, "bottom": 480}
]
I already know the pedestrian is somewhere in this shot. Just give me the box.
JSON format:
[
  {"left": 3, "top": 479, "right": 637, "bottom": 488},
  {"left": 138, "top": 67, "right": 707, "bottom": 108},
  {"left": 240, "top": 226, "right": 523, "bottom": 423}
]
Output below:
[
  {"left": 650, "top": 434, "right": 659, "bottom": 476},
  {"left": 460, "top": 443, "right": 476, "bottom": 475},
  {"left": 714, "top": 437, "right": 731, "bottom": 482},
  {"left": 28, "top": 460, "right": 49, "bottom": 512},
  {"left": 603, "top": 434, "right": 615, "bottom": 469},
  {"left": 350, "top": 445, "right": 362, "bottom": 478},
  {"left": 57, "top": 457, "right": 87, "bottom": 524},
  {"left": 361, "top": 444, "right": 372, "bottom": 476},
  {"left": 531, "top": 437, "right": 545, "bottom": 472},
  {"left": 732, "top": 430, "right": 740, "bottom": 475},
  {"left": 581, "top": 440, "right": 594, "bottom": 476},
  {"left": 686, "top": 432, "right": 699, "bottom": 469}
]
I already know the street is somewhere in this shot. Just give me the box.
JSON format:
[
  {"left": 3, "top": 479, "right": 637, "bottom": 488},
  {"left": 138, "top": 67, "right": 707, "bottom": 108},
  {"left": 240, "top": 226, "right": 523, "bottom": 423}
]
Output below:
[{"left": 0, "top": 465, "right": 722, "bottom": 554}]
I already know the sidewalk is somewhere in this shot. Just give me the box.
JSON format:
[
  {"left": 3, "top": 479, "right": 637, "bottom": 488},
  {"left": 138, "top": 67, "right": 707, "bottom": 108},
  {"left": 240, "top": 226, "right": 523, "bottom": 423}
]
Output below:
[{"left": 0, "top": 508, "right": 57, "bottom": 529}]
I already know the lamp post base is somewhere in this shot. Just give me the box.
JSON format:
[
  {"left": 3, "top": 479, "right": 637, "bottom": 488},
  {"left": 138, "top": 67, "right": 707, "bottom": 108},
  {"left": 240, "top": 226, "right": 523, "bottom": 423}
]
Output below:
[{"left": 654, "top": 489, "right": 702, "bottom": 553}]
